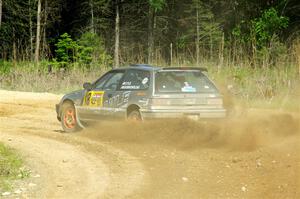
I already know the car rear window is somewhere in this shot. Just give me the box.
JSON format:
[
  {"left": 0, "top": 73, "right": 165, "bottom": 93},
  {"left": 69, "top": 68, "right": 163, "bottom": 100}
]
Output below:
[
  {"left": 119, "top": 69, "right": 150, "bottom": 90},
  {"left": 155, "top": 70, "right": 218, "bottom": 93}
]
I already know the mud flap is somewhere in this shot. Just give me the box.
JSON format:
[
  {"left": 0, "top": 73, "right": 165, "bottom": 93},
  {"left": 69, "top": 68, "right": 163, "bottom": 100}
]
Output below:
[{"left": 75, "top": 106, "right": 85, "bottom": 129}]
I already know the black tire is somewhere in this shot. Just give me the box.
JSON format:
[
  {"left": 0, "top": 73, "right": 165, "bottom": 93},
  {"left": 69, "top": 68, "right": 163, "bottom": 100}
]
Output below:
[
  {"left": 127, "top": 110, "right": 142, "bottom": 121},
  {"left": 60, "top": 103, "right": 81, "bottom": 133}
]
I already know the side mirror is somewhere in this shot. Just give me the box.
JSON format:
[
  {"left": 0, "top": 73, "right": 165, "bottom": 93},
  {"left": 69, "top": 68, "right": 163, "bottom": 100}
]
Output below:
[{"left": 83, "top": 82, "right": 92, "bottom": 90}]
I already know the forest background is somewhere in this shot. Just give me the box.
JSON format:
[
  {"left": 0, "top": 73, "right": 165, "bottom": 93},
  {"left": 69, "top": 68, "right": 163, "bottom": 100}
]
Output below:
[{"left": 0, "top": 0, "right": 299, "bottom": 110}]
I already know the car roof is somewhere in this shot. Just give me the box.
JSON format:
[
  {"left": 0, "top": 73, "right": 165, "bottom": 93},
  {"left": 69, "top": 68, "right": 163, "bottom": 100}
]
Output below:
[
  {"left": 162, "top": 67, "right": 208, "bottom": 72},
  {"left": 112, "top": 65, "right": 208, "bottom": 73}
]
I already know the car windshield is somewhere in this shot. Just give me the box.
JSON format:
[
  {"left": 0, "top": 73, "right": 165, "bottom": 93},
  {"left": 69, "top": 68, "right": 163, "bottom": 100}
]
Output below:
[{"left": 155, "top": 70, "right": 218, "bottom": 93}]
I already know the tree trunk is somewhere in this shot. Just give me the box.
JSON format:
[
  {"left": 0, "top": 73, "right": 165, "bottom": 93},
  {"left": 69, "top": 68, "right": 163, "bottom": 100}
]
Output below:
[
  {"left": 0, "top": 0, "right": 2, "bottom": 27},
  {"left": 114, "top": 1, "right": 120, "bottom": 68},
  {"left": 34, "top": 0, "right": 42, "bottom": 64},
  {"left": 42, "top": 0, "right": 48, "bottom": 59},
  {"left": 196, "top": 6, "right": 200, "bottom": 66},
  {"left": 148, "top": 6, "right": 155, "bottom": 64},
  {"left": 218, "top": 32, "right": 224, "bottom": 73},
  {"left": 29, "top": 0, "right": 33, "bottom": 61},
  {"left": 298, "top": 43, "right": 300, "bottom": 76},
  {"left": 210, "top": 31, "right": 213, "bottom": 61},
  {"left": 13, "top": 31, "right": 17, "bottom": 65},
  {"left": 90, "top": 0, "right": 95, "bottom": 33},
  {"left": 170, "top": 43, "right": 173, "bottom": 66},
  {"left": 13, "top": 41, "right": 16, "bottom": 64}
]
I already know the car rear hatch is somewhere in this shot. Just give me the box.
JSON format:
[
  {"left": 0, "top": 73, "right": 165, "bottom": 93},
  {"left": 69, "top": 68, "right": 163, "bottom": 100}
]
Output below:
[{"left": 150, "top": 68, "right": 225, "bottom": 113}]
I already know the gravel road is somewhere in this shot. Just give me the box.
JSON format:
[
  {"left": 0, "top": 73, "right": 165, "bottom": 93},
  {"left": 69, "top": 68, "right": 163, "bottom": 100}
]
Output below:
[{"left": 0, "top": 90, "right": 299, "bottom": 198}]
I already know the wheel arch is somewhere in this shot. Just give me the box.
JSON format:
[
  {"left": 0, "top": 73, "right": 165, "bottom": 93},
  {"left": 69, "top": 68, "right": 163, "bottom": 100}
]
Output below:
[
  {"left": 59, "top": 99, "right": 76, "bottom": 118},
  {"left": 61, "top": 98, "right": 75, "bottom": 109},
  {"left": 62, "top": 99, "right": 75, "bottom": 105}
]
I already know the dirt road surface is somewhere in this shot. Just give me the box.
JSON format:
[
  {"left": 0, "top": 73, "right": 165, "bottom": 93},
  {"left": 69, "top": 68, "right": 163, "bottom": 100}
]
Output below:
[{"left": 0, "top": 90, "right": 299, "bottom": 198}]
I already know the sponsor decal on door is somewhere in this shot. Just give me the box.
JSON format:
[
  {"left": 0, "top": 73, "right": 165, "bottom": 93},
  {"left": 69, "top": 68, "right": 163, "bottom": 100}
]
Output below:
[{"left": 83, "top": 91, "right": 105, "bottom": 107}]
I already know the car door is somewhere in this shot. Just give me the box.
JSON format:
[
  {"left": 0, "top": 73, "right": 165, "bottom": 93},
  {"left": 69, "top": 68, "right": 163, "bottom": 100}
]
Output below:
[
  {"left": 100, "top": 70, "right": 127, "bottom": 119},
  {"left": 77, "top": 70, "right": 125, "bottom": 121},
  {"left": 102, "top": 69, "right": 151, "bottom": 119}
]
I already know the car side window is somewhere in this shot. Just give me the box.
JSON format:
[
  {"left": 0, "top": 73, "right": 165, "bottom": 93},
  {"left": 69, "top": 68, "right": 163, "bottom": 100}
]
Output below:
[
  {"left": 102, "top": 71, "right": 125, "bottom": 91},
  {"left": 94, "top": 72, "right": 114, "bottom": 89},
  {"left": 119, "top": 69, "right": 150, "bottom": 90}
]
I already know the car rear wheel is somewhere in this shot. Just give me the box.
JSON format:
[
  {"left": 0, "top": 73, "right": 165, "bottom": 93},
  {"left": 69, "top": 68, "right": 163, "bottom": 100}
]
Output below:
[
  {"left": 127, "top": 110, "right": 142, "bottom": 121},
  {"left": 61, "top": 102, "right": 81, "bottom": 132}
]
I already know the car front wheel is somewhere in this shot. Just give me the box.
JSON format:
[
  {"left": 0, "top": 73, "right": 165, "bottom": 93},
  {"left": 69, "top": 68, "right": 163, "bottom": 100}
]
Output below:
[{"left": 61, "top": 102, "right": 81, "bottom": 132}]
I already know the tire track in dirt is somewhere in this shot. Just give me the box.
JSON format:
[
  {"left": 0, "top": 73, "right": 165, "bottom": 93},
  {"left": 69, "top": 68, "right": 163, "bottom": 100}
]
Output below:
[{"left": 0, "top": 133, "right": 110, "bottom": 198}]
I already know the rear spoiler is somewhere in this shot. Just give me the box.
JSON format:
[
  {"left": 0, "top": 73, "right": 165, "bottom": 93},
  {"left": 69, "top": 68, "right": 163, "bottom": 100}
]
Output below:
[{"left": 162, "top": 67, "right": 208, "bottom": 73}]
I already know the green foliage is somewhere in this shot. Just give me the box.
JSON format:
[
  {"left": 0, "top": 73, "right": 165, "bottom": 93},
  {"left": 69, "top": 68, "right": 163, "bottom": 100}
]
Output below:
[
  {"left": 232, "top": 8, "right": 289, "bottom": 46},
  {"left": 256, "top": 36, "right": 288, "bottom": 66},
  {"left": 230, "top": 7, "right": 290, "bottom": 67},
  {"left": 53, "top": 32, "right": 112, "bottom": 68},
  {"left": 174, "top": 0, "right": 222, "bottom": 60},
  {"left": 232, "top": 21, "right": 250, "bottom": 44},
  {"left": 232, "top": 25, "right": 241, "bottom": 38},
  {"left": 78, "top": 46, "right": 93, "bottom": 64},
  {"left": 176, "top": 35, "right": 189, "bottom": 49},
  {"left": 18, "top": 168, "right": 31, "bottom": 179},
  {"left": 55, "top": 33, "right": 78, "bottom": 66},
  {"left": 149, "top": 0, "right": 165, "bottom": 11},
  {"left": 0, "top": 0, "right": 299, "bottom": 70},
  {"left": 0, "top": 61, "right": 13, "bottom": 74},
  {"left": 0, "top": 143, "right": 24, "bottom": 191},
  {"left": 251, "top": 8, "right": 289, "bottom": 66},
  {"left": 77, "top": 32, "right": 112, "bottom": 67},
  {"left": 252, "top": 8, "right": 289, "bottom": 47}
]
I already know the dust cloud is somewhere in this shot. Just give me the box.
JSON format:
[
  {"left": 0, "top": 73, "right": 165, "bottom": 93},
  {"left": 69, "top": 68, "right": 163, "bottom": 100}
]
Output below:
[{"left": 83, "top": 111, "right": 300, "bottom": 152}]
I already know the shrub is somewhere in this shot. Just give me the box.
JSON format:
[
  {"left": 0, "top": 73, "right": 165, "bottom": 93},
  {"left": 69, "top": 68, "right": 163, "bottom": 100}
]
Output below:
[
  {"left": 55, "top": 33, "right": 78, "bottom": 68},
  {"left": 77, "top": 32, "right": 112, "bottom": 68}
]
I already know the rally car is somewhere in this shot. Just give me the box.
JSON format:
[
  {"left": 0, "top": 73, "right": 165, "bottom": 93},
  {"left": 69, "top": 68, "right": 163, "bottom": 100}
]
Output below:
[{"left": 56, "top": 64, "right": 226, "bottom": 132}]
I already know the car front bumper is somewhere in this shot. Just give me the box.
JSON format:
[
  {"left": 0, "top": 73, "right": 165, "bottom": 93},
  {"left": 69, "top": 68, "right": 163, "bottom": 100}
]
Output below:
[{"left": 140, "top": 108, "right": 226, "bottom": 120}]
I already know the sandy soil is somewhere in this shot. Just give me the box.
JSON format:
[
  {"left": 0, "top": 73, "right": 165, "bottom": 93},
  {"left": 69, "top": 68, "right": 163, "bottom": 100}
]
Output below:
[{"left": 0, "top": 89, "right": 299, "bottom": 198}]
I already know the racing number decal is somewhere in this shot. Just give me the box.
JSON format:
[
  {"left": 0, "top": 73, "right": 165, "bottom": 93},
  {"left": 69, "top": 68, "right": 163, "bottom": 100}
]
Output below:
[{"left": 83, "top": 91, "right": 105, "bottom": 107}]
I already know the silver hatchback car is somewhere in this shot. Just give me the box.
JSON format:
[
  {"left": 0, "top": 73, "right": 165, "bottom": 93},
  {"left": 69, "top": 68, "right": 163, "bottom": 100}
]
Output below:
[{"left": 56, "top": 64, "right": 226, "bottom": 132}]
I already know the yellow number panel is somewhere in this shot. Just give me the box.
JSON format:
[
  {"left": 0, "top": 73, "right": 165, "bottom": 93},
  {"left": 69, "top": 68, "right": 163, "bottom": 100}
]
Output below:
[{"left": 83, "top": 91, "right": 105, "bottom": 107}]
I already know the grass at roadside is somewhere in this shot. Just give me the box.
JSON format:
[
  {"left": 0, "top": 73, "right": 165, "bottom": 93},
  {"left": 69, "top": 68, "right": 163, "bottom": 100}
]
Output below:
[{"left": 0, "top": 142, "right": 27, "bottom": 192}]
